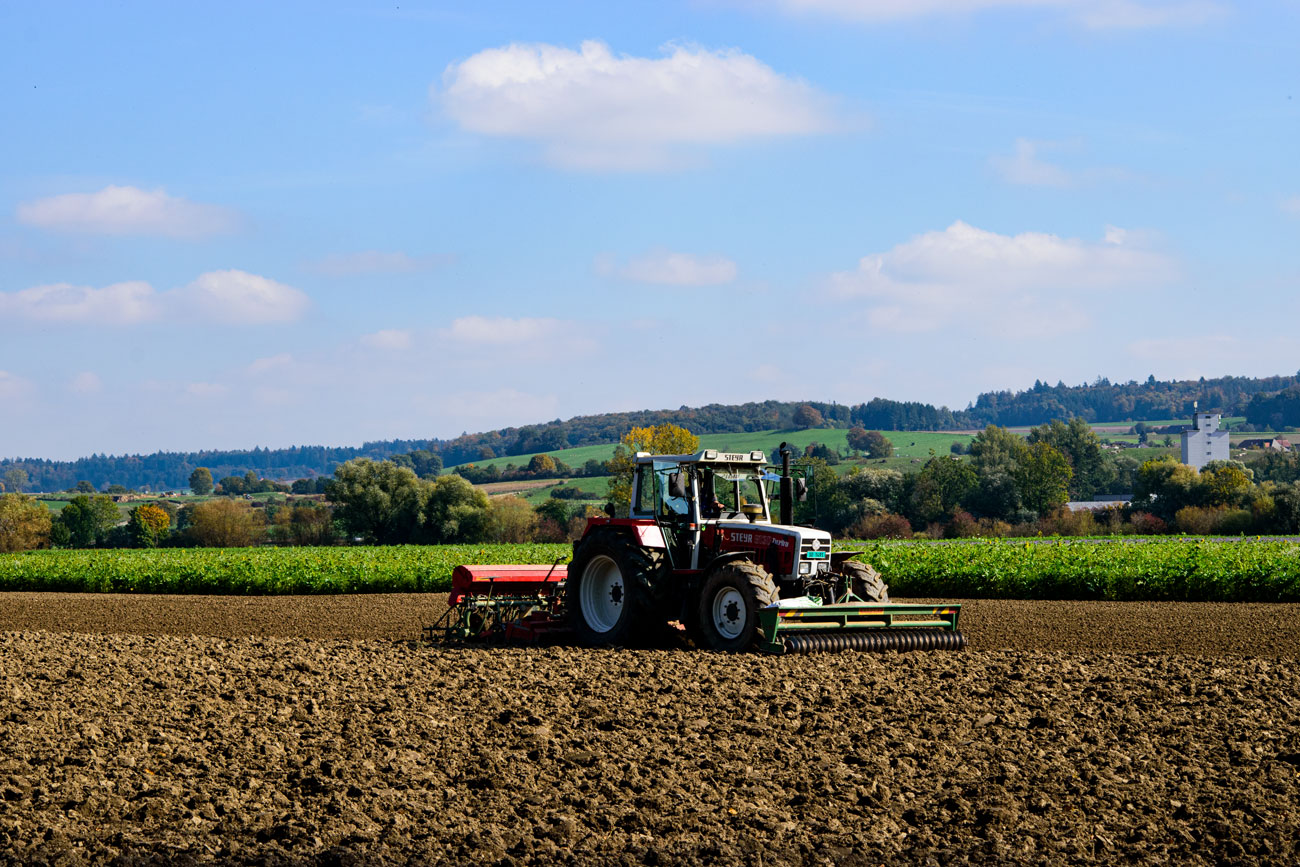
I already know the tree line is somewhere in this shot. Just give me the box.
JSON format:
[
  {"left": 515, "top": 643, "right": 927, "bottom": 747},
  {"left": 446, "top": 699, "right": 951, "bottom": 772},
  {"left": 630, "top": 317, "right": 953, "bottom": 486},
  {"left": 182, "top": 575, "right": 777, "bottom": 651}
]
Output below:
[{"left": 8, "top": 373, "right": 1300, "bottom": 493}]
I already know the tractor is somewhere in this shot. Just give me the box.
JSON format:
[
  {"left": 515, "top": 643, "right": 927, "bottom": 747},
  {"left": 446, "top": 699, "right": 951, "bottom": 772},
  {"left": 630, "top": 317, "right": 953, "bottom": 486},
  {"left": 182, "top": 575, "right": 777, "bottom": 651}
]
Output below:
[{"left": 436, "top": 444, "right": 964, "bottom": 654}]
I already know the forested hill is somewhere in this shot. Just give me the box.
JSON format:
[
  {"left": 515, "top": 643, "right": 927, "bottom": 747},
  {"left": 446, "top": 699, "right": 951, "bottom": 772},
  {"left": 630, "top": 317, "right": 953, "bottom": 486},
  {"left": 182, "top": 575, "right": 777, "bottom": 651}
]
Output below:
[{"left": 5, "top": 373, "right": 1299, "bottom": 492}]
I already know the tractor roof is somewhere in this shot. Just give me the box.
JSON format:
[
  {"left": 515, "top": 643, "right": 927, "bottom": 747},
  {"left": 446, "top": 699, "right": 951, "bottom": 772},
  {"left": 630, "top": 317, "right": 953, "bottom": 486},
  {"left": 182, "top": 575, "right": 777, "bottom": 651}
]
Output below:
[{"left": 635, "top": 449, "right": 768, "bottom": 466}]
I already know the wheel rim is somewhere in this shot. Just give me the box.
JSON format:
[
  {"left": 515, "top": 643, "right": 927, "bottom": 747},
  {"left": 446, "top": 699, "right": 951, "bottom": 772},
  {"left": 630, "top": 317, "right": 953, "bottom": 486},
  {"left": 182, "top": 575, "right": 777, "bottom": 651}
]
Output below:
[
  {"left": 711, "top": 586, "right": 747, "bottom": 640},
  {"left": 580, "top": 554, "right": 625, "bottom": 634}
]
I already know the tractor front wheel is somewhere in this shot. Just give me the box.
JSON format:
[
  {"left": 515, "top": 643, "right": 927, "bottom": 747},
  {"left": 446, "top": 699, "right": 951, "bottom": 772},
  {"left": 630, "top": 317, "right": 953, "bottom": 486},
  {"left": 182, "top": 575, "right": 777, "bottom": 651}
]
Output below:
[{"left": 695, "top": 561, "right": 779, "bottom": 652}]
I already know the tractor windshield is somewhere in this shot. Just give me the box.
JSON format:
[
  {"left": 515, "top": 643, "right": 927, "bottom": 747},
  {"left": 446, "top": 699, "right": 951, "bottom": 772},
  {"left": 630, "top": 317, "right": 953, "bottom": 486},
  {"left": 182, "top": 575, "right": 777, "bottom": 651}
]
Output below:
[{"left": 697, "top": 465, "right": 768, "bottom": 520}]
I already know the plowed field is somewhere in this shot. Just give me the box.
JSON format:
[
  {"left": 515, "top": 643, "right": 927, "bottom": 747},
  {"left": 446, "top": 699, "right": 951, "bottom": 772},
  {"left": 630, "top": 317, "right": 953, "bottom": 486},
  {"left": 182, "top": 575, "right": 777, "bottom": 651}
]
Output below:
[{"left": 2, "top": 594, "right": 1298, "bottom": 865}]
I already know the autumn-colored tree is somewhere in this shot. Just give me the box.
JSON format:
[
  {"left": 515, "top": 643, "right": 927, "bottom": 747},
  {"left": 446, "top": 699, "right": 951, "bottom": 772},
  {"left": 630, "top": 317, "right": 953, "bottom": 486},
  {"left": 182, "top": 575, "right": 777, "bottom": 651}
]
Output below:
[
  {"left": 128, "top": 503, "right": 171, "bottom": 548},
  {"left": 792, "top": 404, "right": 824, "bottom": 429},
  {"left": 0, "top": 494, "right": 52, "bottom": 552},
  {"left": 528, "top": 454, "right": 557, "bottom": 475},
  {"left": 186, "top": 498, "right": 264, "bottom": 547},
  {"left": 488, "top": 495, "right": 539, "bottom": 543},
  {"left": 606, "top": 423, "right": 700, "bottom": 513}
]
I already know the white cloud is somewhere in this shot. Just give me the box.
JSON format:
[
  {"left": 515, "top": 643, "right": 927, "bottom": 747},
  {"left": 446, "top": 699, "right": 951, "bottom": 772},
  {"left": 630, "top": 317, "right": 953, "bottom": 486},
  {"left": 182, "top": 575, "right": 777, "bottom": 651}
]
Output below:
[
  {"left": 0, "top": 281, "right": 158, "bottom": 325},
  {"left": 1281, "top": 196, "right": 1300, "bottom": 216},
  {"left": 597, "top": 249, "right": 738, "bottom": 285},
  {"left": 442, "top": 316, "right": 563, "bottom": 345},
  {"left": 767, "top": 0, "right": 1224, "bottom": 29},
  {"left": 0, "top": 270, "right": 310, "bottom": 327},
  {"left": 990, "top": 139, "right": 1074, "bottom": 187},
  {"left": 16, "top": 185, "right": 237, "bottom": 238},
  {"left": 175, "top": 270, "right": 310, "bottom": 324},
  {"left": 829, "top": 220, "right": 1176, "bottom": 335},
  {"left": 305, "top": 251, "right": 453, "bottom": 276},
  {"left": 246, "top": 353, "right": 296, "bottom": 375},
  {"left": 360, "top": 329, "right": 413, "bottom": 350},
  {"left": 437, "top": 41, "right": 839, "bottom": 170},
  {"left": 70, "top": 372, "right": 103, "bottom": 395}
]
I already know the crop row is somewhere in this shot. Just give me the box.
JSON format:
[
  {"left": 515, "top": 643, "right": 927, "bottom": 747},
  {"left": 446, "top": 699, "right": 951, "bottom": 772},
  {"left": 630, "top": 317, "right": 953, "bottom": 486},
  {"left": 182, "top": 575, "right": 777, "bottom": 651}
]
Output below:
[
  {"left": 856, "top": 538, "right": 1300, "bottom": 603},
  {"left": 0, "top": 545, "right": 570, "bottom": 595},
  {"left": 1, "top": 539, "right": 1297, "bottom": 602}
]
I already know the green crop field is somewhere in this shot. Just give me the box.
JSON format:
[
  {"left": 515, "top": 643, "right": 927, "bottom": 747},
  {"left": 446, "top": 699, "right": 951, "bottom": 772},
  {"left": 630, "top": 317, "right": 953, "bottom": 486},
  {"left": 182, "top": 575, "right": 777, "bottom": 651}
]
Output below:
[
  {"left": 856, "top": 537, "right": 1300, "bottom": 602},
  {"left": 3, "top": 538, "right": 1297, "bottom": 602}
]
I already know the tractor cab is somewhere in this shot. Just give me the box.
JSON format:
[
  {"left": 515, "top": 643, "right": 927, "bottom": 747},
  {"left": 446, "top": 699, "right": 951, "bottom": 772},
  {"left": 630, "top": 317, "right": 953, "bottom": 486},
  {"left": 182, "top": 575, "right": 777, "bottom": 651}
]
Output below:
[{"left": 629, "top": 450, "right": 831, "bottom": 584}]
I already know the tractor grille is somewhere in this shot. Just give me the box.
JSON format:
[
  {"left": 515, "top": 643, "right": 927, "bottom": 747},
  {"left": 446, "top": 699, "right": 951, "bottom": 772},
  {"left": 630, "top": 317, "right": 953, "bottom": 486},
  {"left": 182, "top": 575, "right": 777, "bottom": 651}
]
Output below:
[{"left": 800, "top": 538, "right": 830, "bottom": 558}]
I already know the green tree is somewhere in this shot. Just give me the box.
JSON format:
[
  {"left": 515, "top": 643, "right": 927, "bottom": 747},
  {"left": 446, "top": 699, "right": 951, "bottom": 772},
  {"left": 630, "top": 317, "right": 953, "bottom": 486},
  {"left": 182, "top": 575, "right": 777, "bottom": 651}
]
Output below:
[
  {"left": 3, "top": 468, "right": 29, "bottom": 494},
  {"left": 970, "top": 425, "right": 1029, "bottom": 476},
  {"left": 127, "top": 503, "right": 171, "bottom": 548},
  {"left": 534, "top": 498, "right": 571, "bottom": 528},
  {"left": 407, "top": 449, "right": 443, "bottom": 478},
  {"left": 74, "top": 480, "right": 96, "bottom": 494},
  {"left": 1027, "top": 418, "right": 1114, "bottom": 499},
  {"left": 1013, "top": 442, "right": 1074, "bottom": 515},
  {"left": 1133, "top": 456, "right": 1199, "bottom": 519},
  {"left": 327, "top": 458, "right": 428, "bottom": 544},
  {"left": 909, "top": 456, "right": 978, "bottom": 525},
  {"left": 423, "top": 475, "right": 491, "bottom": 544},
  {"left": 0, "top": 494, "right": 52, "bottom": 552},
  {"left": 56, "top": 495, "right": 122, "bottom": 547},
  {"left": 606, "top": 423, "right": 700, "bottom": 513},
  {"left": 189, "top": 467, "right": 214, "bottom": 496}
]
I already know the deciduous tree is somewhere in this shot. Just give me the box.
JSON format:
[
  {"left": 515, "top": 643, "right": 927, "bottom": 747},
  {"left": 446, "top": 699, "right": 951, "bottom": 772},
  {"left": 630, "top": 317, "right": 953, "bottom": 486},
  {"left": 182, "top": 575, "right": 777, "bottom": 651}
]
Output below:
[
  {"left": 423, "top": 475, "right": 491, "bottom": 544},
  {"left": 186, "top": 499, "right": 263, "bottom": 547},
  {"left": 327, "top": 459, "right": 428, "bottom": 544},
  {"left": 0, "top": 494, "right": 51, "bottom": 552},
  {"left": 189, "top": 467, "right": 214, "bottom": 496},
  {"left": 128, "top": 504, "right": 171, "bottom": 548},
  {"left": 606, "top": 424, "right": 700, "bottom": 513}
]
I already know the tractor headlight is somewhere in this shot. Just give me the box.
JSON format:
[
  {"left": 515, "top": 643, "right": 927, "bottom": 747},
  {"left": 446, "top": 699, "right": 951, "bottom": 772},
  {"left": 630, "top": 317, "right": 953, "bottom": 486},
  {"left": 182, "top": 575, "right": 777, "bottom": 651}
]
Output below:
[{"left": 799, "top": 561, "right": 811, "bottom": 575}]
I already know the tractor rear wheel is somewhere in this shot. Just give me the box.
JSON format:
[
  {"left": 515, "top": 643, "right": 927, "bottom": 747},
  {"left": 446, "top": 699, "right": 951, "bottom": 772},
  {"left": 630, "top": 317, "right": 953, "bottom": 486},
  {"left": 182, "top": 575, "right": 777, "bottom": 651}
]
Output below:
[
  {"left": 565, "top": 531, "right": 655, "bottom": 646},
  {"left": 695, "top": 560, "right": 779, "bottom": 652},
  {"left": 841, "top": 560, "right": 890, "bottom": 603}
]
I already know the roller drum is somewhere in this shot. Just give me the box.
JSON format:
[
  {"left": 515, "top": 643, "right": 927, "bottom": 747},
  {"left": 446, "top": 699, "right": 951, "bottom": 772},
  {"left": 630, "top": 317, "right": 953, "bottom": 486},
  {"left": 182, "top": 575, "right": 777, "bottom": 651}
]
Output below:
[{"left": 782, "top": 628, "right": 966, "bottom": 655}]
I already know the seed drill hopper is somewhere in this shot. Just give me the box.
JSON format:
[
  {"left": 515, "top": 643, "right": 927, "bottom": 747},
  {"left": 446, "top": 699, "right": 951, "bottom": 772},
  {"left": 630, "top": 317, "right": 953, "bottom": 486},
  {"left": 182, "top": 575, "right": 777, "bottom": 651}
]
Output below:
[{"left": 433, "top": 444, "right": 965, "bottom": 655}]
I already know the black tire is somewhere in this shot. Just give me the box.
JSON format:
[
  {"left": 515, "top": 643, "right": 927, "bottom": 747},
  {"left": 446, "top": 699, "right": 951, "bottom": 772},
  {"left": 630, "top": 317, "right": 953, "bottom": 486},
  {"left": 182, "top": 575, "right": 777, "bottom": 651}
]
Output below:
[
  {"left": 842, "top": 560, "right": 890, "bottom": 603},
  {"left": 695, "top": 560, "right": 779, "bottom": 652},
  {"left": 565, "top": 531, "right": 657, "bottom": 646}
]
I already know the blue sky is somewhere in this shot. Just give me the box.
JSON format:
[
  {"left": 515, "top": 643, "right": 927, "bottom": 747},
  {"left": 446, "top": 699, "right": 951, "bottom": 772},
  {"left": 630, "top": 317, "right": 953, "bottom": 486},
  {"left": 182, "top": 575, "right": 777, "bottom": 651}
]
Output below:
[{"left": 2, "top": 0, "right": 1297, "bottom": 460}]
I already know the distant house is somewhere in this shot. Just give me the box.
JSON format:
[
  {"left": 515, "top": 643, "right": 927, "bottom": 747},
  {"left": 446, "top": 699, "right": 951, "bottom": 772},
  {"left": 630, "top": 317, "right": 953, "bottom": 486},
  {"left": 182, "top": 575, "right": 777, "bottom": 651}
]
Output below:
[
  {"left": 1239, "top": 437, "right": 1292, "bottom": 452},
  {"left": 1181, "top": 411, "right": 1229, "bottom": 470},
  {"left": 1066, "top": 495, "right": 1132, "bottom": 512}
]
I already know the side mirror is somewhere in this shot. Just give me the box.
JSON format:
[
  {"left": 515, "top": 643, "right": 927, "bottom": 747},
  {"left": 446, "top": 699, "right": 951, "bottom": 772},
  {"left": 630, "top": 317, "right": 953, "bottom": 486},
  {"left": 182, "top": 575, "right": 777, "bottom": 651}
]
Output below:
[
  {"left": 668, "top": 472, "right": 688, "bottom": 499},
  {"left": 795, "top": 478, "right": 808, "bottom": 502},
  {"left": 604, "top": 503, "right": 616, "bottom": 518}
]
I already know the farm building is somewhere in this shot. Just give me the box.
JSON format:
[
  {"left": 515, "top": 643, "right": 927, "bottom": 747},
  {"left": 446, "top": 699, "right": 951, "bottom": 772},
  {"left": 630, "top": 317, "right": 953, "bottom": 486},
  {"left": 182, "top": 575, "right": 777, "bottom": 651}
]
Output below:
[
  {"left": 1239, "top": 437, "right": 1292, "bottom": 452},
  {"left": 1181, "top": 412, "right": 1229, "bottom": 470}
]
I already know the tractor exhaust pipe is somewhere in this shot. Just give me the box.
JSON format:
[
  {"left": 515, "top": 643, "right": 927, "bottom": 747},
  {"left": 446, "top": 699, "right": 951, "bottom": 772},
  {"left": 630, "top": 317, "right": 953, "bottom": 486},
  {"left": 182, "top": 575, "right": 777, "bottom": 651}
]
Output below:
[{"left": 779, "top": 442, "right": 793, "bottom": 526}]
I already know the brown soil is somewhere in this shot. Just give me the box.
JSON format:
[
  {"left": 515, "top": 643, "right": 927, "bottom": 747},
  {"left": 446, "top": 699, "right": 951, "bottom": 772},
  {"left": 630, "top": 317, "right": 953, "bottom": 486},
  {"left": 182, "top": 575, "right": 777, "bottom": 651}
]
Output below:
[{"left": 2, "top": 594, "right": 1298, "bottom": 865}]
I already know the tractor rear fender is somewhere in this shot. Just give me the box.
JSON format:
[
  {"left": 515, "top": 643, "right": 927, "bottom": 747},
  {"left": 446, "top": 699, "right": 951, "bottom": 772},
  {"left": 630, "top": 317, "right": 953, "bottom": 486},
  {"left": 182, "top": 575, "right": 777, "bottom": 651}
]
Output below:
[{"left": 830, "top": 551, "right": 864, "bottom": 570}]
